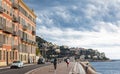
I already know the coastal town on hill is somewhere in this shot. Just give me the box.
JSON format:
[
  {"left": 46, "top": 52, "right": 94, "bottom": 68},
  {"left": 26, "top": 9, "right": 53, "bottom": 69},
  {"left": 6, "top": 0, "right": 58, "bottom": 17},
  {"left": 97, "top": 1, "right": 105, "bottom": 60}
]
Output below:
[{"left": 36, "top": 36, "right": 109, "bottom": 62}]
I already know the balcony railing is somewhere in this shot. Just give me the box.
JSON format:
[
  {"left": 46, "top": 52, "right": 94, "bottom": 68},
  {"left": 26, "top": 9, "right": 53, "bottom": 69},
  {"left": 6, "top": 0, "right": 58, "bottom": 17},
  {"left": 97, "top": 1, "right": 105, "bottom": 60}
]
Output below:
[
  {"left": 0, "top": 6, "right": 4, "bottom": 13},
  {"left": 12, "top": 3, "right": 18, "bottom": 9},
  {"left": 21, "top": 37, "right": 27, "bottom": 42},
  {"left": 23, "top": 25, "right": 27, "bottom": 31},
  {"left": 12, "top": 45, "right": 18, "bottom": 50},
  {"left": 12, "top": 31, "right": 18, "bottom": 36},
  {"left": 3, "top": 26, "right": 13, "bottom": 34},
  {"left": 0, "top": 23, "right": 3, "bottom": 30},
  {"left": 12, "top": 16, "right": 19, "bottom": 22},
  {"left": 27, "top": 39, "right": 33, "bottom": 44}
]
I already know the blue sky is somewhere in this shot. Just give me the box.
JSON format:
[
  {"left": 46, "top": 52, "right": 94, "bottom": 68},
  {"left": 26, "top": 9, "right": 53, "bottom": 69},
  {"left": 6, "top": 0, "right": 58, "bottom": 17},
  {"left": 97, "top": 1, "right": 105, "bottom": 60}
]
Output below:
[{"left": 24, "top": 0, "right": 120, "bottom": 59}]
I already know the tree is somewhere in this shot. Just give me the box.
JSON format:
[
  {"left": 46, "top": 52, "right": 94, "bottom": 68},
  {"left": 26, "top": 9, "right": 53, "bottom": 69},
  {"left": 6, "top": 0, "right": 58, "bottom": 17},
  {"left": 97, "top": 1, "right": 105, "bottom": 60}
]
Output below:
[{"left": 36, "top": 47, "right": 41, "bottom": 56}]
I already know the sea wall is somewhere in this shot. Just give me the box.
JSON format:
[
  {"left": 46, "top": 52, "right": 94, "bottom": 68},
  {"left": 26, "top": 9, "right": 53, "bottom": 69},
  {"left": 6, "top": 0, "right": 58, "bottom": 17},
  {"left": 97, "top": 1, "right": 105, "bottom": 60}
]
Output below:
[{"left": 80, "top": 62, "right": 97, "bottom": 74}]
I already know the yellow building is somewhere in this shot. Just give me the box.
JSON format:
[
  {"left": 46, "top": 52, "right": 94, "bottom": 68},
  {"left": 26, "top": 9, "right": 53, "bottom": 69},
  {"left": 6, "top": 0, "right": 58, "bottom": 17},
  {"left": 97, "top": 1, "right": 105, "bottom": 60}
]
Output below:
[{"left": 0, "top": 0, "right": 36, "bottom": 66}]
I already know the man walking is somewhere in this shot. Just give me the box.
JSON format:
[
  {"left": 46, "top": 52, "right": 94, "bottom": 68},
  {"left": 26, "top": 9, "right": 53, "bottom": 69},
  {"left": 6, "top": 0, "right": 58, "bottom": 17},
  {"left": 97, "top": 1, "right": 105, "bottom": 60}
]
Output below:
[{"left": 53, "top": 58, "right": 57, "bottom": 70}]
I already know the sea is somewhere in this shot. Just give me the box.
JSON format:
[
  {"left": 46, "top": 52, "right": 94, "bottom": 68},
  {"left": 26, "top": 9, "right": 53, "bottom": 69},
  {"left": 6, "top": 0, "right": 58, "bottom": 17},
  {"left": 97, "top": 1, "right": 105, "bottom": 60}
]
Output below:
[{"left": 90, "top": 60, "right": 120, "bottom": 74}]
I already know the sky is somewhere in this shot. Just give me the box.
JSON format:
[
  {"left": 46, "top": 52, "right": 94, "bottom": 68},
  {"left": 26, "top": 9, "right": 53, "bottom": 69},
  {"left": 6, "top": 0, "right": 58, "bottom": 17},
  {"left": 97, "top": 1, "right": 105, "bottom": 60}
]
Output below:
[{"left": 24, "top": 0, "right": 120, "bottom": 59}]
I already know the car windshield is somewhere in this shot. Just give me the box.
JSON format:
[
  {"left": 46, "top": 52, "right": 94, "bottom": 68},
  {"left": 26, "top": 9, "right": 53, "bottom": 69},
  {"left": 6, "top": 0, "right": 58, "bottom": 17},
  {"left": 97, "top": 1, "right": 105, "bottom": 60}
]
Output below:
[{"left": 13, "top": 61, "right": 21, "bottom": 63}]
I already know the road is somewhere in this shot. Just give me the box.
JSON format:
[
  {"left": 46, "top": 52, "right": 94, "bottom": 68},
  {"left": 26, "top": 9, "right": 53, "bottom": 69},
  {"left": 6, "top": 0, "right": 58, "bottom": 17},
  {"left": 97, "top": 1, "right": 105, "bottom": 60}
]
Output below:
[{"left": 0, "top": 64, "right": 50, "bottom": 74}]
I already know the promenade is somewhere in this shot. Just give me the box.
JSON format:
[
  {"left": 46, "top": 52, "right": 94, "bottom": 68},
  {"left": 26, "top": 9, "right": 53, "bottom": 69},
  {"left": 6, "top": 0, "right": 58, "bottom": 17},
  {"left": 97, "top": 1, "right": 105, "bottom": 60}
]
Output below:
[{"left": 26, "top": 62, "right": 86, "bottom": 74}]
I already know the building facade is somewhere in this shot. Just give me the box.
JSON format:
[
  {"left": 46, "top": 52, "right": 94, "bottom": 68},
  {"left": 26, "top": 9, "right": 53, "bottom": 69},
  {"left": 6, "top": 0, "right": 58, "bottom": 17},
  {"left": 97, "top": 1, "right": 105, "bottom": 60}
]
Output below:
[{"left": 0, "top": 0, "right": 36, "bottom": 66}]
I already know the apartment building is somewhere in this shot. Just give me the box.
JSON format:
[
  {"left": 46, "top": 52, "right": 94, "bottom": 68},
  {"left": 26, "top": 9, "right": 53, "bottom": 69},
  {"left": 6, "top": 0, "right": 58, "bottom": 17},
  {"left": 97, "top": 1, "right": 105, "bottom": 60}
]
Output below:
[{"left": 0, "top": 0, "right": 36, "bottom": 66}]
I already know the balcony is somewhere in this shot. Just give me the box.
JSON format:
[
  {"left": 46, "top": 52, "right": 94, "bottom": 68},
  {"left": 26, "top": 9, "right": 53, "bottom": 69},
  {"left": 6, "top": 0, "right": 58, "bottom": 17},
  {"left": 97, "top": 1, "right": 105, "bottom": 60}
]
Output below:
[
  {"left": 23, "top": 25, "right": 27, "bottom": 31},
  {"left": 32, "top": 31, "right": 36, "bottom": 35},
  {"left": 12, "top": 31, "right": 18, "bottom": 36},
  {"left": 0, "top": 23, "right": 3, "bottom": 30},
  {"left": 31, "top": 41, "right": 36, "bottom": 45},
  {"left": 12, "top": 3, "right": 18, "bottom": 9},
  {"left": 12, "top": 45, "right": 18, "bottom": 50},
  {"left": 12, "top": 16, "right": 19, "bottom": 22},
  {"left": 3, "top": 26, "right": 13, "bottom": 34},
  {"left": 21, "top": 37, "right": 27, "bottom": 42},
  {"left": 0, "top": 6, "right": 4, "bottom": 13},
  {"left": 26, "top": 39, "right": 31, "bottom": 44}
]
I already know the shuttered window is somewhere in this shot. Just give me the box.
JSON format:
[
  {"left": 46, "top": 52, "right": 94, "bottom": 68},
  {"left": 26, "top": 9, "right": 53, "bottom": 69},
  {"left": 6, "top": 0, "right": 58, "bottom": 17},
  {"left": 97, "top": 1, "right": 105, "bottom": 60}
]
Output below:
[{"left": 0, "top": 50, "right": 2, "bottom": 60}]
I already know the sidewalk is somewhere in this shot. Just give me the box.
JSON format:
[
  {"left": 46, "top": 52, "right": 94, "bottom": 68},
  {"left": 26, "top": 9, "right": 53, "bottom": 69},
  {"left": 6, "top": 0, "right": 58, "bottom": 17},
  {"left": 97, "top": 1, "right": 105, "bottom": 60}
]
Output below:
[{"left": 26, "top": 62, "right": 75, "bottom": 74}]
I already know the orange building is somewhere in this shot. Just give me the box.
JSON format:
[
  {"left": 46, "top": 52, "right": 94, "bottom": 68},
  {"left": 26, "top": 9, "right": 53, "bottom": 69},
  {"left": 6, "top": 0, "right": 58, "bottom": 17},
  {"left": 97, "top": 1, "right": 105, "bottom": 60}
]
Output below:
[{"left": 0, "top": 0, "right": 36, "bottom": 66}]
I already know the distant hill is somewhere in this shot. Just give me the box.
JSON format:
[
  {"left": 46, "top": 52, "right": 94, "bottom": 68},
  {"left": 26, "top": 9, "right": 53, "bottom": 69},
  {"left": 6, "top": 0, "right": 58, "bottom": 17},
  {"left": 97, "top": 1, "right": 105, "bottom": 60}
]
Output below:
[{"left": 36, "top": 36, "right": 47, "bottom": 43}]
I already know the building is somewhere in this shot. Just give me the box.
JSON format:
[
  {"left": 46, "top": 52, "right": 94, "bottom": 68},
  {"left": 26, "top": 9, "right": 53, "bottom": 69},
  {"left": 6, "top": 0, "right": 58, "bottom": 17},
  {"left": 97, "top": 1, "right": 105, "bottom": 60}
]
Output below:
[{"left": 0, "top": 0, "right": 36, "bottom": 66}]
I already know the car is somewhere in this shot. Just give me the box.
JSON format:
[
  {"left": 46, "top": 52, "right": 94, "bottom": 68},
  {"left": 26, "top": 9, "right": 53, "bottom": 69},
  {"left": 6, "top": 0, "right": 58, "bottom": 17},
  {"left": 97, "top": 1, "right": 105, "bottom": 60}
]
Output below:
[
  {"left": 10, "top": 61, "right": 23, "bottom": 69},
  {"left": 37, "top": 58, "right": 45, "bottom": 64}
]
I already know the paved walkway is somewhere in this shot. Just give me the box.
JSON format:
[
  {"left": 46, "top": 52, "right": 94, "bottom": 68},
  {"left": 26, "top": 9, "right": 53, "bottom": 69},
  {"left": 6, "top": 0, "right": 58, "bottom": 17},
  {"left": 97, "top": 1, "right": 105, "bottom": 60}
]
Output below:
[
  {"left": 27, "top": 62, "right": 75, "bottom": 74},
  {"left": 26, "top": 62, "right": 87, "bottom": 74}
]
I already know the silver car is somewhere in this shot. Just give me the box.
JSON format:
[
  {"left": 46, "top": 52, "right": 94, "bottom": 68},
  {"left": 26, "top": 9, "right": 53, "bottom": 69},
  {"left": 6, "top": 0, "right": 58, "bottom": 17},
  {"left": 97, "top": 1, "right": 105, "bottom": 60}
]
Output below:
[{"left": 10, "top": 61, "right": 23, "bottom": 68}]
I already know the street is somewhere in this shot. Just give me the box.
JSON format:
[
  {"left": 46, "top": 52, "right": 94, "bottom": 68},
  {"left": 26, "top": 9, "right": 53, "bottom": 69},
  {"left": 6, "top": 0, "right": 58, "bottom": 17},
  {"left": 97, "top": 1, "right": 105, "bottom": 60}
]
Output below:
[{"left": 0, "top": 64, "right": 50, "bottom": 74}]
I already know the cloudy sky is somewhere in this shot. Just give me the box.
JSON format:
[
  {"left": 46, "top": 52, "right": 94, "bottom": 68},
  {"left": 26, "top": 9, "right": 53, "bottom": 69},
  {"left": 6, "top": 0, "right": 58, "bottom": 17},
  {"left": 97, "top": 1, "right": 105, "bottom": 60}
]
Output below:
[{"left": 24, "top": 0, "right": 120, "bottom": 59}]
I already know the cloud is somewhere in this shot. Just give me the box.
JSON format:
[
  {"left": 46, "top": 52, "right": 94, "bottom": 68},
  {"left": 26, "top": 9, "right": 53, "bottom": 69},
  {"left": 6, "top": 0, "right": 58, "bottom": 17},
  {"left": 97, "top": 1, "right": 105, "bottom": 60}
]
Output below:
[
  {"left": 24, "top": 0, "right": 120, "bottom": 59},
  {"left": 36, "top": 21, "right": 120, "bottom": 59}
]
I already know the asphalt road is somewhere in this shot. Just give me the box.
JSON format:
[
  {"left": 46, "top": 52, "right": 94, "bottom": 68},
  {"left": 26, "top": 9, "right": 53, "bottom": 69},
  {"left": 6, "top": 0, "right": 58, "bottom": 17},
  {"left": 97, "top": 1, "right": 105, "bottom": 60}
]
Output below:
[{"left": 0, "top": 64, "right": 50, "bottom": 74}]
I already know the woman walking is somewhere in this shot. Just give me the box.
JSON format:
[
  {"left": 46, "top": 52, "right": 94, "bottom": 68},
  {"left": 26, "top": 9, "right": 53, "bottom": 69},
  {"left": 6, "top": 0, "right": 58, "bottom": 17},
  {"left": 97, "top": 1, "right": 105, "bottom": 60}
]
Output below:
[{"left": 66, "top": 58, "right": 70, "bottom": 67}]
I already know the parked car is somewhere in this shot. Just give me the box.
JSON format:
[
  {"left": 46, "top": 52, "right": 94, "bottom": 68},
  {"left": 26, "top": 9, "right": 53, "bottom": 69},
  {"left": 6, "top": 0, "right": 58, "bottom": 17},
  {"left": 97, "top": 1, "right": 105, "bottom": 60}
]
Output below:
[
  {"left": 10, "top": 61, "right": 23, "bottom": 69},
  {"left": 37, "top": 58, "right": 45, "bottom": 64}
]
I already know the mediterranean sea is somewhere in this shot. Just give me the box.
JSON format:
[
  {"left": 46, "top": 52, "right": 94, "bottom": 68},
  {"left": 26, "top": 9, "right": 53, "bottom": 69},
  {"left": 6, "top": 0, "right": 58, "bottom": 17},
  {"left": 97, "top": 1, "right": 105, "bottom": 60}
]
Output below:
[{"left": 91, "top": 60, "right": 120, "bottom": 74}]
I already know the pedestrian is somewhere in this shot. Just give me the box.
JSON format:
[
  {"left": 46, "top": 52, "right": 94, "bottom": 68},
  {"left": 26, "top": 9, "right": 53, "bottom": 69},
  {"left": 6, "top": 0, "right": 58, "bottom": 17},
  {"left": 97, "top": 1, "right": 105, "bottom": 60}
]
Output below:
[
  {"left": 53, "top": 58, "right": 57, "bottom": 70},
  {"left": 65, "top": 58, "right": 70, "bottom": 67}
]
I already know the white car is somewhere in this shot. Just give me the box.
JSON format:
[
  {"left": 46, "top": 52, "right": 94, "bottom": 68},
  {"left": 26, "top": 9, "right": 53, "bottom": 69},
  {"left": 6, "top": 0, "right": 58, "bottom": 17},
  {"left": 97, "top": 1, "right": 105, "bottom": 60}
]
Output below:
[{"left": 10, "top": 61, "right": 23, "bottom": 68}]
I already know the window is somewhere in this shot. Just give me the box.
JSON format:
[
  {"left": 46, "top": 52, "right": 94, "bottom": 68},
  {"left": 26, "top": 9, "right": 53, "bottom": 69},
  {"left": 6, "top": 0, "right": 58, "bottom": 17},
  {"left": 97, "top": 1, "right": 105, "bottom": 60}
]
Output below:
[
  {"left": 2, "top": 18, "right": 6, "bottom": 26},
  {"left": 4, "top": 36, "right": 9, "bottom": 44},
  {"left": 3, "top": 51, "right": 5, "bottom": 60},
  {"left": 10, "top": 51, "right": 12, "bottom": 60},
  {"left": 0, "top": 0, "right": 2, "bottom": 6},
  {"left": 15, "top": 52, "right": 17, "bottom": 60},
  {"left": 0, "top": 34, "right": 3, "bottom": 43},
  {"left": 13, "top": 51, "right": 14, "bottom": 60},
  {"left": 0, "top": 17, "right": 2, "bottom": 24},
  {"left": 12, "top": 37, "right": 14, "bottom": 45},
  {"left": 24, "top": 55, "right": 26, "bottom": 60},
  {"left": 0, "top": 50, "right": 2, "bottom": 60},
  {"left": 3, "top": 3, "right": 7, "bottom": 12},
  {"left": 8, "top": 37, "right": 11, "bottom": 45},
  {"left": 19, "top": 44, "right": 22, "bottom": 52}
]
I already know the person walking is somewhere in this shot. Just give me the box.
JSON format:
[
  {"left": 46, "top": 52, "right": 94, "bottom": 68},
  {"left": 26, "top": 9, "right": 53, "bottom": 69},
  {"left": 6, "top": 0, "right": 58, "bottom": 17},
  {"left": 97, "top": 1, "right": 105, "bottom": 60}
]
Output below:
[
  {"left": 53, "top": 58, "right": 57, "bottom": 70},
  {"left": 66, "top": 58, "right": 70, "bottom": 67}
]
